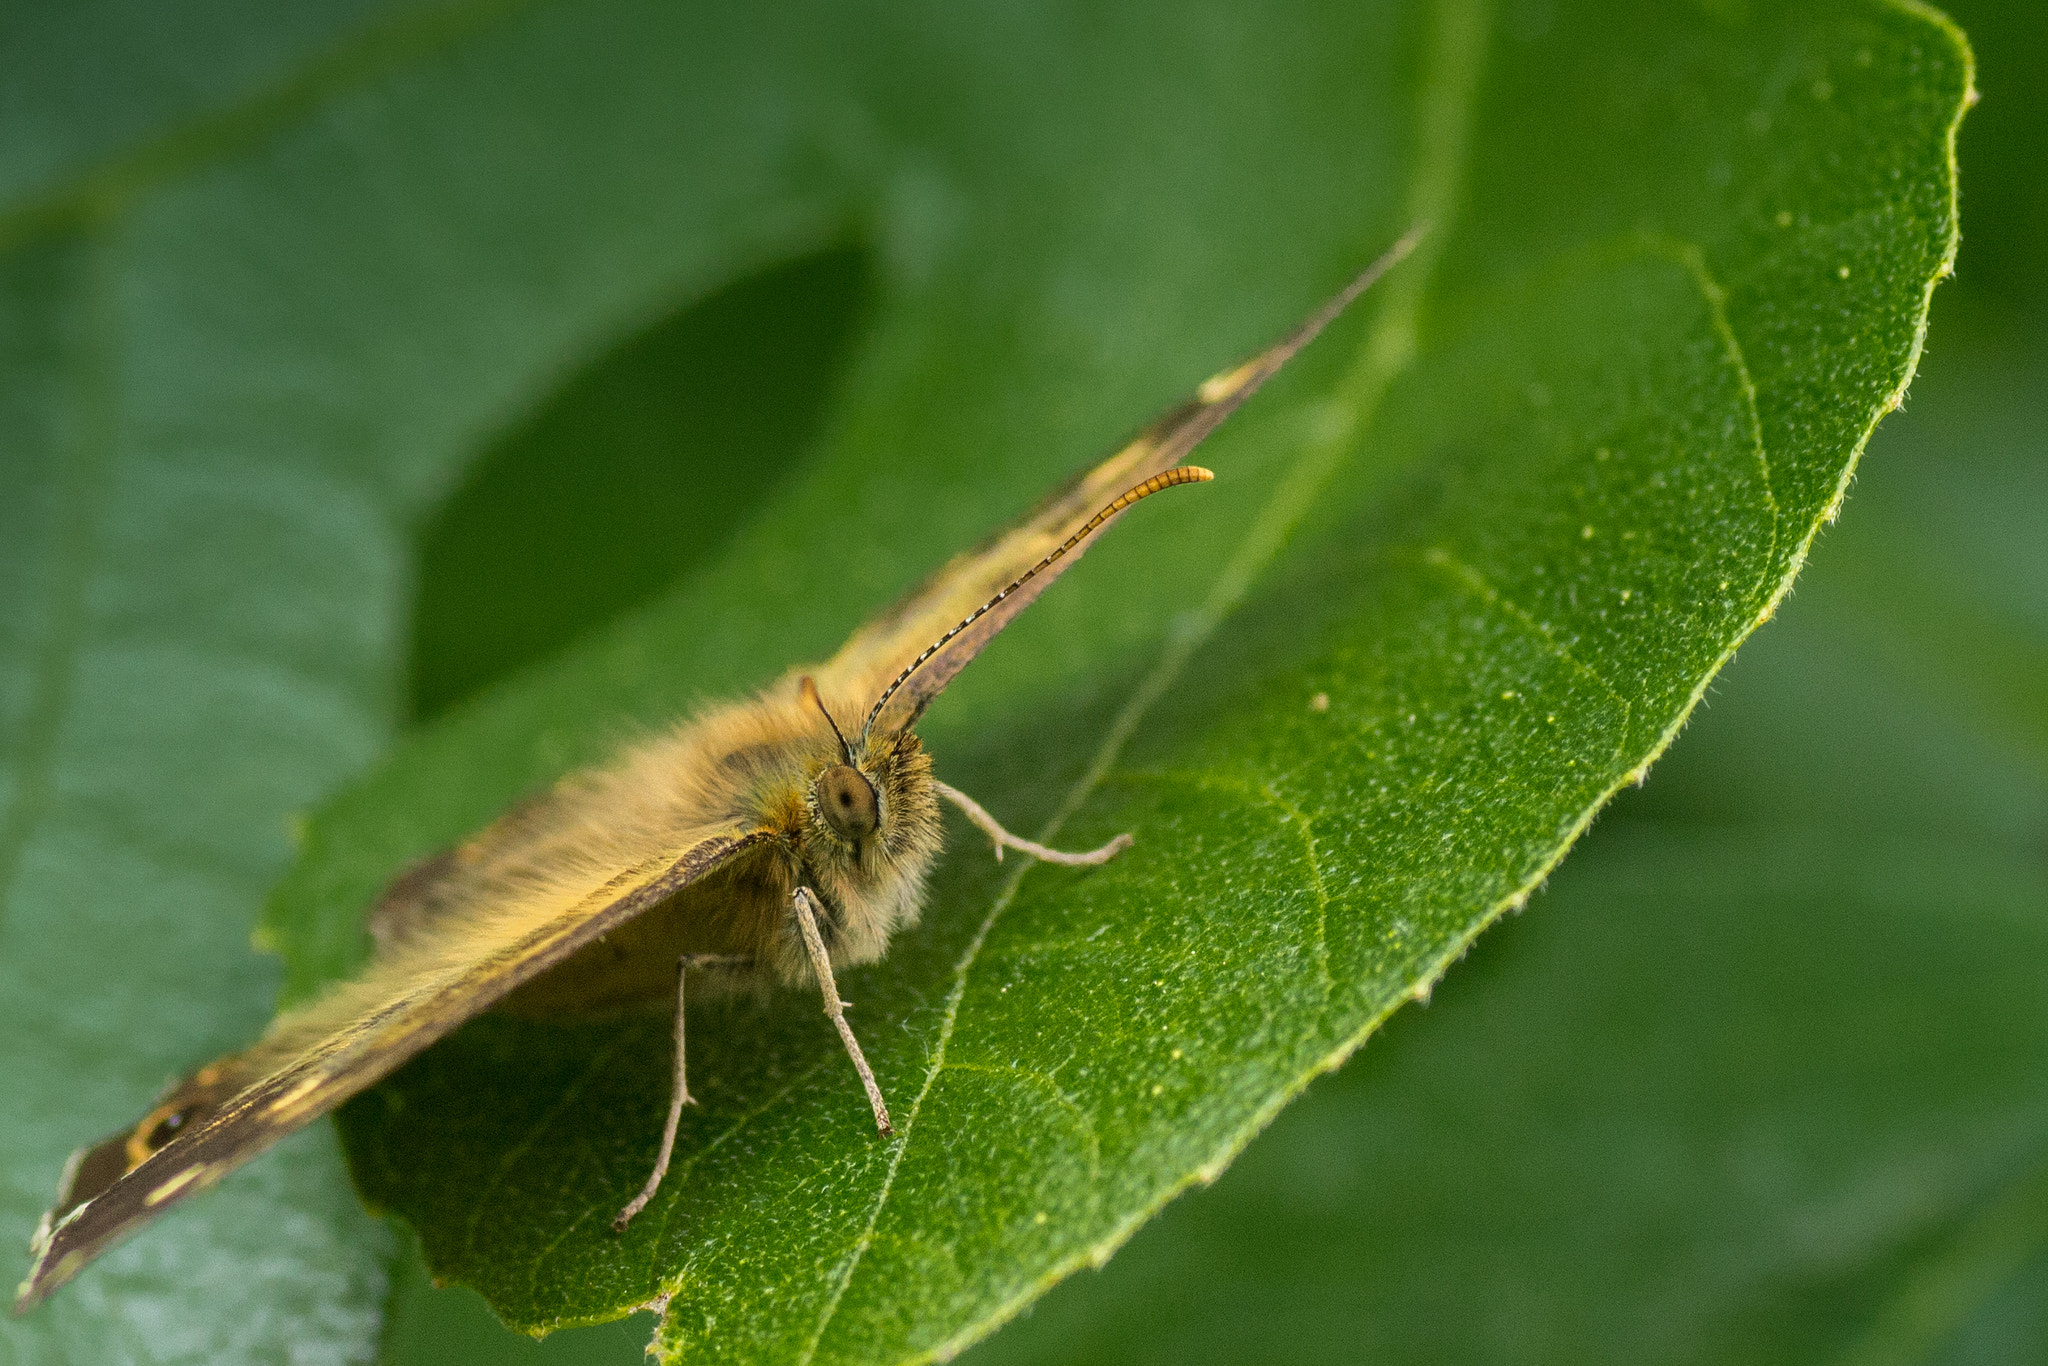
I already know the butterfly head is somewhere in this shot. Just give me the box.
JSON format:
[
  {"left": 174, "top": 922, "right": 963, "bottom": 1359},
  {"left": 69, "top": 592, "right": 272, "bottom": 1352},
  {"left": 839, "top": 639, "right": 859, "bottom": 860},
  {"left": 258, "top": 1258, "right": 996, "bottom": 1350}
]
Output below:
[{"left": 798, "top": 676, "right": 937, "bottom": 864}]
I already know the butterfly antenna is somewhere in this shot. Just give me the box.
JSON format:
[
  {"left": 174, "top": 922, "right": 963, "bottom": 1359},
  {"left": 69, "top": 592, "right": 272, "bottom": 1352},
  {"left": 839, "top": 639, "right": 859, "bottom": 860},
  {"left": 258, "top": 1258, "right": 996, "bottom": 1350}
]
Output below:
[
  {"left": 860, "top": 465, "right": 1214, "bottom": 740},
  {"left": 800, "top": 675, "right": 855, "bottom": 764}
]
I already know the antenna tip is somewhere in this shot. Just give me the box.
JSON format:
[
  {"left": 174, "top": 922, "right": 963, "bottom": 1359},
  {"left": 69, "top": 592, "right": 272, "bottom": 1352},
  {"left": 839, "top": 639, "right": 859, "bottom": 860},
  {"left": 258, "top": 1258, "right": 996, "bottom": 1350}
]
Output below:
[{"left": 1181, "top": 465, "right": 1216, "bottom": 483}]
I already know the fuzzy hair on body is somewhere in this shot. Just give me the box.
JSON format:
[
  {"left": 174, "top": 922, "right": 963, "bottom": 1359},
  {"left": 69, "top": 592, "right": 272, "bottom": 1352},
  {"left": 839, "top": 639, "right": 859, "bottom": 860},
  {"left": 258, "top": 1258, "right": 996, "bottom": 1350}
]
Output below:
[{"left": 360, "top": 675, "right": 944, "bottom": 1020}]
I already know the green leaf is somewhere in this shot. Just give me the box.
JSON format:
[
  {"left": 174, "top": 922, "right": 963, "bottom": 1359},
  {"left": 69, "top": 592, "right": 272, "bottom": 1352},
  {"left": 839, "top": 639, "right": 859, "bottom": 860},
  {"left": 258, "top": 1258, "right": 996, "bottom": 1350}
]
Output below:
[
  {"left": 959, "top": 238, "right": 2048, "bottom": 1366},
  {"left": 0, "top": 1, "right": 1968, "bottom": 1363},
  {"left": 964, "top": 827, "right": 2048, "bottom": 1366},
  {"left": 964, "top": 1, "right": 2048, "bottom": 1355},
  {"left": 0, "top": 125, "right": 401, "bottom": 1366},
  {"left": 265, "top": 0, "right": 1966, "bottom": 1358}
]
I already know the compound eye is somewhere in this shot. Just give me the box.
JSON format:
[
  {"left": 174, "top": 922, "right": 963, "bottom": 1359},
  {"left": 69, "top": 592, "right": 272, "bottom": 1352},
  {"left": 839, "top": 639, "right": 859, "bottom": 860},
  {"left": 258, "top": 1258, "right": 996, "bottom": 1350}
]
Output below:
[{"left": 814, "top": 765, "right": 879, "bottom": 841}]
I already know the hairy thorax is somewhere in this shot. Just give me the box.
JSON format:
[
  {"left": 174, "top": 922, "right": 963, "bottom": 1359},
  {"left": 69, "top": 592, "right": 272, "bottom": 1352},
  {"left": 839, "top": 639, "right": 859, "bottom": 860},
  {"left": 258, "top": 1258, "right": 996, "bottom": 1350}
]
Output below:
[{"left": 497, "top": 692, "right": 943, "bottom": 1016}]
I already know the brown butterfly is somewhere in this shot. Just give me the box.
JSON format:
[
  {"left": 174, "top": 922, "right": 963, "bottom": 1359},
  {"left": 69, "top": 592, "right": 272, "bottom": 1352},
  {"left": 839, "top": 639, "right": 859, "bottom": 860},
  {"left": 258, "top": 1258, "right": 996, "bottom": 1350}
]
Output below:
[{"left": 15, "top": 230, "right": 1420, "bottom": 1310}]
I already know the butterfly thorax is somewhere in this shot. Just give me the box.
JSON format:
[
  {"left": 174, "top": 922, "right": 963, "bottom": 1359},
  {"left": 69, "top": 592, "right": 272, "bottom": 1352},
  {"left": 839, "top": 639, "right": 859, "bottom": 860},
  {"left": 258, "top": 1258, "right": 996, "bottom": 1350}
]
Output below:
[
  {"left": 670, "top": 680, "right": 944, "bottom": 986},
  {"left": 477, "top": 680, "right": 943, "bottom": 1012}
]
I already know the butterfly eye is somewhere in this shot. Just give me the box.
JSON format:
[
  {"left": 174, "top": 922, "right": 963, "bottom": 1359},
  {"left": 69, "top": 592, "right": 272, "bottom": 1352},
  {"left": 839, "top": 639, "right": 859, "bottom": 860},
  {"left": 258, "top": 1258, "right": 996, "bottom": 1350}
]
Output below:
[{"left": 814, "top": 765, "right": 879, "bottom": 842}]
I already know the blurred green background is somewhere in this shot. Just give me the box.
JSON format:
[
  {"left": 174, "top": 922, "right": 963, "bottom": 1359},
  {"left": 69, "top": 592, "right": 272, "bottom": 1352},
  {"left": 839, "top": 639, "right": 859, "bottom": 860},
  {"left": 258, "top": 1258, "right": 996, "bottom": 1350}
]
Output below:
[{"left": 376, "top": 1, "right": 2043, "bottom": 1361}]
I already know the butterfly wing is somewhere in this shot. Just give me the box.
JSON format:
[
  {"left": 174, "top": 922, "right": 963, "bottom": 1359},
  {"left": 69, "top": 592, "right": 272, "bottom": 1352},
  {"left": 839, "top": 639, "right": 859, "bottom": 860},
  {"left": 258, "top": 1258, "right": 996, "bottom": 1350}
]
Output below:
[
  {"left": 825, "top": 232, "right": 1420, "bottom": 736},
  {"left": 15, "top": 827, "right": 770, "bottom": 1309}
]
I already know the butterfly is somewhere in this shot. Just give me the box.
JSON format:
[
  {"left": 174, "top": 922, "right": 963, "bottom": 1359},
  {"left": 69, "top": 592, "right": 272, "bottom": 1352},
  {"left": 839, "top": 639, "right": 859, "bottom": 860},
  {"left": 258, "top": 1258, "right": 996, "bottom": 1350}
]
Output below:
[{"left": 15, "top": 229, "right": 1419, "bottom": 1309}]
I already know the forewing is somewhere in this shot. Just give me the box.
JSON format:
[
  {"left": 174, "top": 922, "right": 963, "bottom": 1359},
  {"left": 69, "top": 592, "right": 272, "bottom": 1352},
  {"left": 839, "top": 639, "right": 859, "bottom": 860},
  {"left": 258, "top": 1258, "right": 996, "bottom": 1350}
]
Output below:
[
  {"left": 827, "top": 232, "right": 1420, "bottom": 735},
  {"left": 14, "top": 829, "right": 769, "bottom": 1310}
]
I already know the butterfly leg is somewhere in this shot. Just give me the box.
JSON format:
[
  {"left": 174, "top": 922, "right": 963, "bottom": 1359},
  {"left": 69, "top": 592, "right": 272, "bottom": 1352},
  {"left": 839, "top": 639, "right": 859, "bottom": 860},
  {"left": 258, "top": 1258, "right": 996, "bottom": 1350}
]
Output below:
[
  {"left": 613, "top": 952, "right": 752, "bottom": 1233},
  {"left": 791, "top": 886, "right": 894, "bottom": 1137},
  {"left": 933, "top": 779, "right": 1133, "bottom": 866}
]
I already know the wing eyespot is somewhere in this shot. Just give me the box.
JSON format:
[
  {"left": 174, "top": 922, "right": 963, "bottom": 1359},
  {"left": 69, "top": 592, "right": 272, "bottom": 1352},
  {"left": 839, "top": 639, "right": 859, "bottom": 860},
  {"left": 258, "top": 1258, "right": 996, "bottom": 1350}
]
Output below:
[
  {"left": 146, "top": 1107, "right": 194, "bottom": 1149},
  {"left": 125, "top": 1102, "right": 203, "bottom": 1168}
]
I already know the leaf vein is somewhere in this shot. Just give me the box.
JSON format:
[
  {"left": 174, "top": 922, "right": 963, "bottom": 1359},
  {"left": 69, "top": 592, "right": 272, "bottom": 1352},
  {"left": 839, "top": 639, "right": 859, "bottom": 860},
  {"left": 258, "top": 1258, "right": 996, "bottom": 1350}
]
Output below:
[
  {"left": 941, "top": 1062, "right": 1103, "bottom": 1195},
  {"left": 0, "top": 0, "right": 540, "bottom": 252},
  {"left": 1100, "top": 767, "right": 1336, "bottom": 1002},
  {"left": 1636, "top": 232, "right": 1781, "bottom": 601},
  {"left": 457, "top": 1026, "right": 640, "bottom": 1264},
  {"left": 1417, "top": 545, "right": 1635, "bottom": 762},
  {"left": 644, "top": 1056, "right": 839, "bottom": 1288},
  {"left": 527, "top": 1143, "right": 601, "bottom": 1301},
  {"left": 0, "top": 238, "right": 117, "bottom": 937},
  {"left": 760, "top": 0, "right": 1487, "bottom": 1354}
]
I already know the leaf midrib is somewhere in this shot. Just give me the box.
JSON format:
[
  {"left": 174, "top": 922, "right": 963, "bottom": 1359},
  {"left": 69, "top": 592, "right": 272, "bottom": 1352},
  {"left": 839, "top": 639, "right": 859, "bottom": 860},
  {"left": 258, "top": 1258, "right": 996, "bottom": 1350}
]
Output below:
[
  {"left": 0, "top": 242, "right": 116, "bottom": 938},
  {"left": 0, "top": 0, "right": 538, "bottom": 252},
  {"left": 782, "top": 3, "right": 1491, "bottom": 1361}
]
